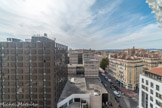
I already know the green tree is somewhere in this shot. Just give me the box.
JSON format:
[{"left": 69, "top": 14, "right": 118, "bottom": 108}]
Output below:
[{"left": 100, "top": 57, "right": 109, "bottom": 70}]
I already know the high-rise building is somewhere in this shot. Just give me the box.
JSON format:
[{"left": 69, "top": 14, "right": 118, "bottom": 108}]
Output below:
[
  {"left": 0, "top": 36, "right": 68, "bottom": 108},
  {"left": 139, "top": 67, "right": 162, "bottom": 108}
]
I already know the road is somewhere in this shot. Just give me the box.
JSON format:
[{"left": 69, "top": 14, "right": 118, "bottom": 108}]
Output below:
[{"left": 99, "top": 72, "right": 138, "bottom": 108}]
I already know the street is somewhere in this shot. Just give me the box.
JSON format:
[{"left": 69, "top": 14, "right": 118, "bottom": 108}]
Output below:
[{"left": 99, "top": 72, "right": 138, "bottom": 108}]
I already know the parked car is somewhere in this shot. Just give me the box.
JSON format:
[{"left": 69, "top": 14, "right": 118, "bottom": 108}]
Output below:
[
  {"left": 110, "top": 86, "right": 115, "bottom": 90},
  {"left": 110, "top": 82, "right": 113, "bottom": 85},
  {"left": 113, "top": 91, "right": 121, "bottom": 98},
  {"left": 104, "top": 84, "right": 107, "bottom": 88},
  {"left": 107, "top": 102, "right": 113, "bottom": 106},
  {"left": 105, "top": 76, "right": 108, "bottom": 79},
  {"left": 108, "top": 79, "right": 111, "bottom": 82},
  {"left": 114, "top": 86, "right": 120, "bottom": 91},
  {"left": 102, "top": 73, "right": 105, "bottom": 76},
  {"left": 115, "top": 97, "right": 120, "bottom": 103}
]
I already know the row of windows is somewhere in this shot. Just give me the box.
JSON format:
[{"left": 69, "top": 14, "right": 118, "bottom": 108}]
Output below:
[
  {"left": 0, "top": 62, "right": 51, "bottom": 67},
  {"left": 0, "top": 76, "right": 51, "bottom": 80},
  {"left": 0, "top": 56, "right": 51, "bottom": 61},
  {"left": 0, "top": 49, "right": 51, "bottom": 54},
  {"left": 0, "top": 69, "right": 51, "bottom": 74},
  {"left": 142, "top": 78, "right": 160, "bottom": 91},
  {"left": 0, "top": 94, "right": 51, "bottom": 99},
  {"left": 0, "top": 88, "right": 51, "bottom": 92},
  {"left": 0, "top": 43, "right": 51, "bottom": 48}
]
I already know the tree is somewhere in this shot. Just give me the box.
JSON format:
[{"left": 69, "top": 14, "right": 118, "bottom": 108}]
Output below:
[{"left": 100, "top": 57, "right": 109, "bottom": 70}]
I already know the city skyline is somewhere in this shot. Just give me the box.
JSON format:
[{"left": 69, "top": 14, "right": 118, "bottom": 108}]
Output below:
[{"left": 0, "top": 0, "right": 162, "bottom": 49}]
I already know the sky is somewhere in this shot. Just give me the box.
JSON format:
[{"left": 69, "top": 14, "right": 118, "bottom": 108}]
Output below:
[{"left": 0, "top": 0, "right": 162, "bottom": 49}]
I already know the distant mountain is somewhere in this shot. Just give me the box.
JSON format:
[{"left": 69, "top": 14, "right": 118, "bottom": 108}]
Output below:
[{"left": 146, "top": 49, "right": 162, "bottom": 51}]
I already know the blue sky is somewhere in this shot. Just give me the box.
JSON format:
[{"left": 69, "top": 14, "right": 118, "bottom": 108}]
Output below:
[{"left": 0, "top": 0, "right": 161, "bottom": 49}]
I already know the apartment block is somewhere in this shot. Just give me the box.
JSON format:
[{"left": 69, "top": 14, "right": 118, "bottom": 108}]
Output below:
[
  {"left": 139, "top": 67, "right": 162, "bottom": 108},
  {"left": 109, "top": 56, "right": 143, "bottom": 90},
  {"left": 0, "top": 36, "right": 68, "bottom": 108},
  {"left": 143, "top": 57, "right": 161, "bottom": 71},
  {"left": 109, "top": 47, "right": 162, "bottom": 91}
]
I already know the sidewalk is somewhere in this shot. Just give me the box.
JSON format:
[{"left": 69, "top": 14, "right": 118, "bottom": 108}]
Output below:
[{"left": 106, "top": 72, "right": 138, "bottom": 101}]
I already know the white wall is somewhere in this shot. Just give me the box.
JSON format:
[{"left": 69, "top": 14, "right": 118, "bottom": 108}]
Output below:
[
  {"left": 57, "top": 94, "right": 90, "bottom": 108},
  {"left": 139, "top": 74, "right": 162, "bottom": 108}
]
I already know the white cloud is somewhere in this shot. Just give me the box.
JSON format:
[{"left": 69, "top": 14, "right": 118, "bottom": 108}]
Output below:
[
  {"left": 0, "top": 0, "right": 161, "bottom": 49},
  {"left": 105, "top": 23, "right": 162, "bottom": 49}
]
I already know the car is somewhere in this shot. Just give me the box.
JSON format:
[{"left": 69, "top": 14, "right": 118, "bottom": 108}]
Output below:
[
  {"left": 107, "top": 102, "right": 113, "bottom": 106},
  {"left": 115, "top": 97, "right": 120, "bottom": 103},
  {"left": 113, "top": 91, "right": 121, "bottom": 98},
  {"left": 104, "top": 84, "right": 107, "bottom": 87},
  {"left": 114, "top": 86, "right": 119, "bottom": 90},
  {"left": 110, "top": 86, "right": 115, "bottom": 90},
  {"left": 108, "top": 79, "right": 111, "bottom": 82},
  {"left": 102, "top": 73, "right": 105, "bottom": 76},
  {"left": 111, "top": 83, "right": 115, "bottom": 87}
]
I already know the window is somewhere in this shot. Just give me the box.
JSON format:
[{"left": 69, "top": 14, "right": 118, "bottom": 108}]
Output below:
[
  {"left": 156, "top": 100, "right": 162, "bottom": 107},
  {"left": 156, "top": 92, "right": 162, "bottom": 100},
  {"left": 150, "top": 89, "right": 153, "bottom": 95},
  {"left": 156, "top": 85, "right": 159, "bottom": 91},
  {"left": 146, "top": 80, "right": 148, "bottom": 85},
  {"left": 150, "top": 82, "right": 153, "bottom": 88},
  {"left": 150, "top": 103, "right": 153, "bottom": 108},
  {"left": 150, "top": 96, "right": 153, "bottom": 101},
  {"left": 69, "top": 99, "right": 73, "bottom": 105},
  {"left": 74, "top": 98, "right": 80, "bottom": 102},
  {"left": 142, "top": 85, "right": 148, "bottom": 91}
]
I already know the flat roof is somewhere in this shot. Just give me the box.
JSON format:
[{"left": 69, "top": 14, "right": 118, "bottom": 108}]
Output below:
[
  {"left": 68, "top": 64, "right": 84, "bottom": 67},
  {"left": 58, "top": 76, "right": 107, "bottom": 102},
  {"left": 147, "top": 66, "right": 162, "bottom": 76}
]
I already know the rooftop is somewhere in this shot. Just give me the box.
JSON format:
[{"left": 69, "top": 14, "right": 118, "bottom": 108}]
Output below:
[
  {"left": 68, "top": 64, "right": 84, "bottom": 67},
  {"left": 58, "top": 76, "right": 107, "bottom": 102},
  {"left": 147, "top": 66, "right": 162, "bottom": 76}
]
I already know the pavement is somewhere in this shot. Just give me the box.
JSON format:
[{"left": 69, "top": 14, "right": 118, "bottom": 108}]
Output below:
[{"left": 99, "top": 72, "right": 138, "bottom": 108}]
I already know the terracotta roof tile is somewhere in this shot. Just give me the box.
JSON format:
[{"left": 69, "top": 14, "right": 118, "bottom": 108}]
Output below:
[{"left": 147, "top": 67, "right": 162, "bottom": 76}]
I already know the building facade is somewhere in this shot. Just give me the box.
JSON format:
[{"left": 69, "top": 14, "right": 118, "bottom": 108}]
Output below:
[
  {"left": 143, "top": 57, "right": 161, "bottom": 71},
  {"left": 139, "top": 67, "right": 162, "bottom": 108},
  {"left": 0, "top": 36, "right": 68, "bottom": 108},
  {"left": 109, "top": 47, "right": 162, "bottom": 91},
  {"left": 68, "top": 49, "right": 99, "bottom": 78},
  {"left": 109, "top": 57, "right": 143, "bottom": 90}
]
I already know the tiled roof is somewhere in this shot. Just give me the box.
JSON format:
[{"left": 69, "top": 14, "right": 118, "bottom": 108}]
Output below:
[{"left": 147, "top": 67, "right": 162, "bottom": 76}]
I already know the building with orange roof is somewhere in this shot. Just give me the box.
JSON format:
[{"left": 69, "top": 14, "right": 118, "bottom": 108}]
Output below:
[
  {"left": 109, "top": 47, "right": 162, "bottom": 91},
  {"left": 139, "top": 66, "right": 162, "bottom": 108}
]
